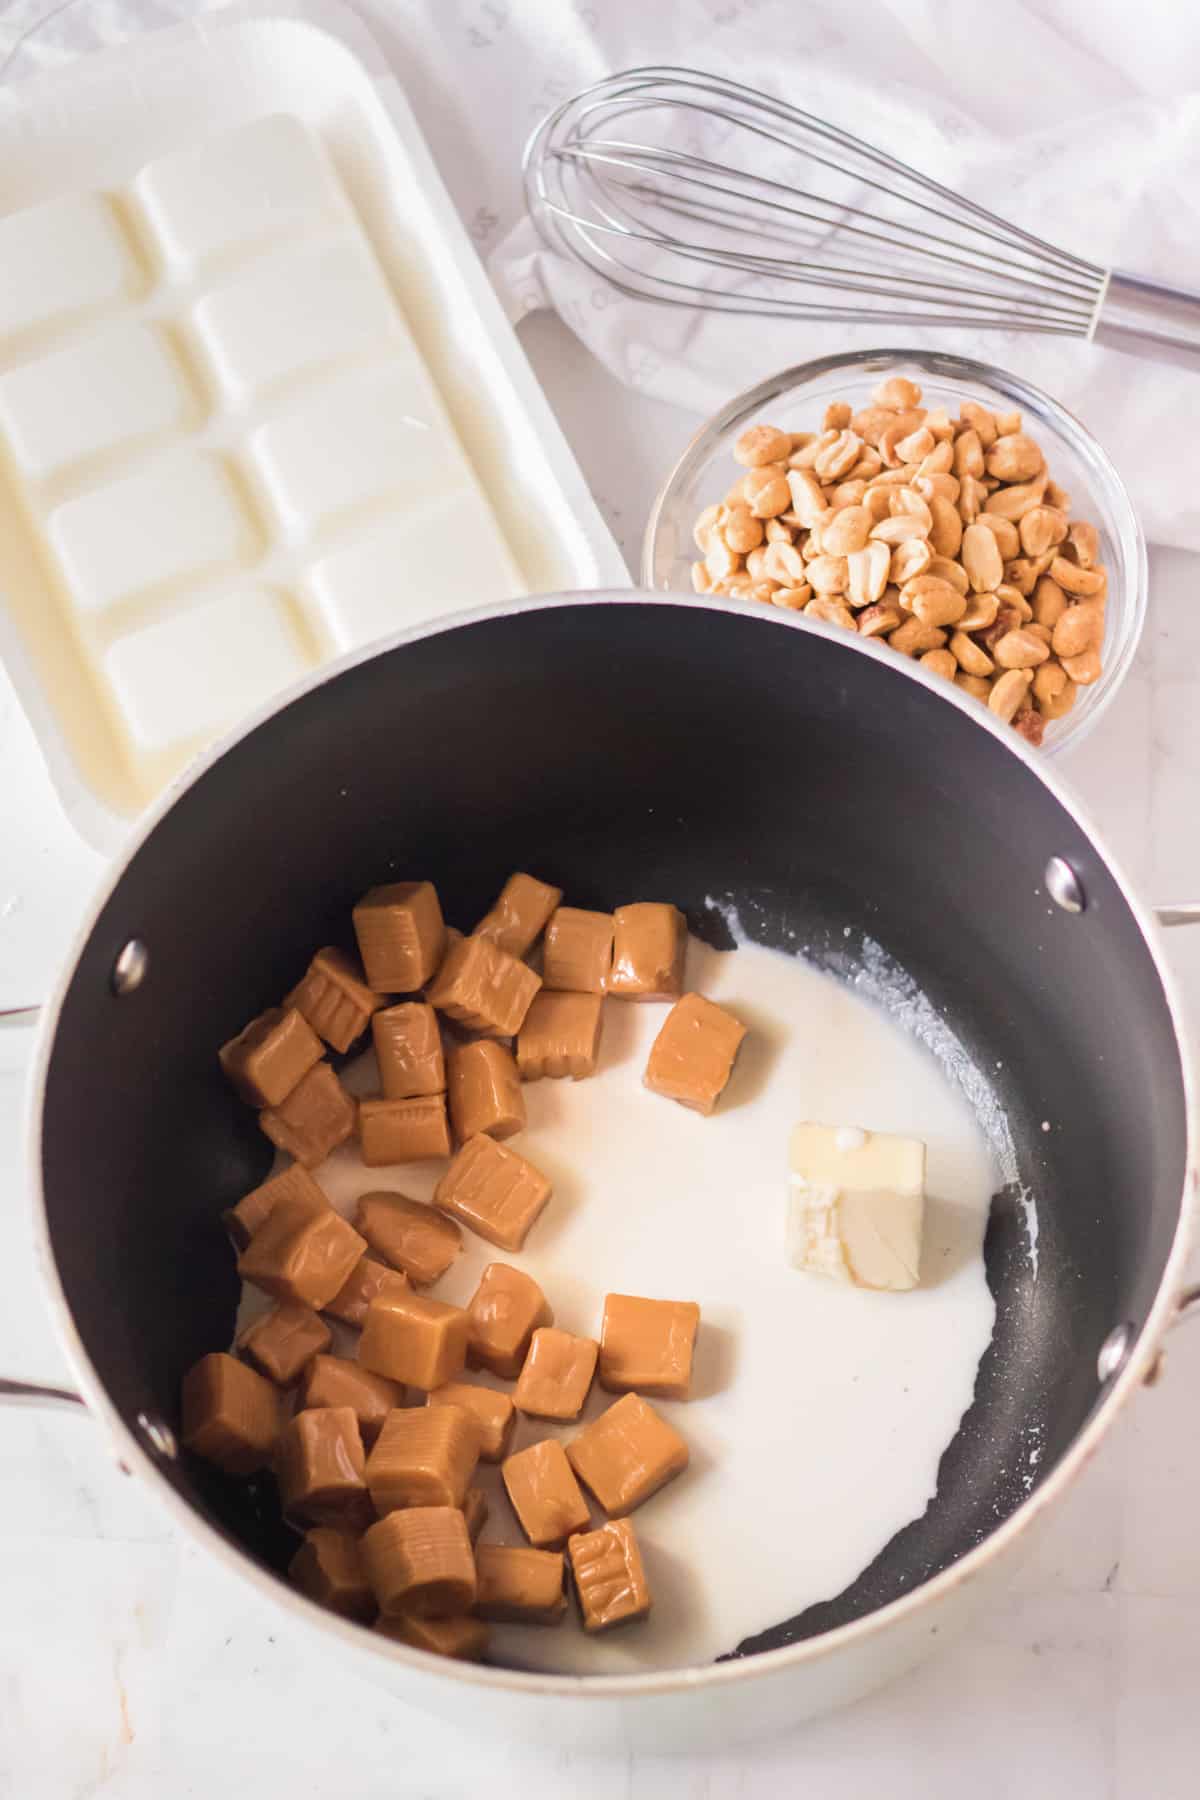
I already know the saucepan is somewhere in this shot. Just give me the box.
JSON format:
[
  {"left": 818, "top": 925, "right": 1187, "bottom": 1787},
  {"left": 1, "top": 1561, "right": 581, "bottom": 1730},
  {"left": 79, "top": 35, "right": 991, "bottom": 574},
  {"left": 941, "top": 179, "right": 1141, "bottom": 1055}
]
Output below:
[{"left": 10, "top": 595, "right": 1199, "bottom": 1751}]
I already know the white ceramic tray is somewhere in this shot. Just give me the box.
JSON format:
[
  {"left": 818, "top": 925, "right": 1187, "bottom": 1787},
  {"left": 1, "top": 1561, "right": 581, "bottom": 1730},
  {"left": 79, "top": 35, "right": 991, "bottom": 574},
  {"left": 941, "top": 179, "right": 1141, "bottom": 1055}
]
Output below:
[{"left": 0, "top": 0, "right": 627, "bottom": 852}]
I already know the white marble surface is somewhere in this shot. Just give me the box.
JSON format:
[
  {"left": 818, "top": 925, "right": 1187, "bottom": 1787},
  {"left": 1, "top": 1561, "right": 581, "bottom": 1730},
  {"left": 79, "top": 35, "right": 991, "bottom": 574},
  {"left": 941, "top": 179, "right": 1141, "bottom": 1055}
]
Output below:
[{"left": 2, "top": 4, "right": 1200, "bottom": 1795}]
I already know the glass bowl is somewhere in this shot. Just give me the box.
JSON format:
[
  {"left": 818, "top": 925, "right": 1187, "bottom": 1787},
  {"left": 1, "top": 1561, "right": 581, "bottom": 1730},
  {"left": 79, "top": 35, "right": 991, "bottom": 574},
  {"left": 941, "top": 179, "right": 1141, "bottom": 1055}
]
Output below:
[{"left": 642, "top": 350, "right": 1146, "bottom": 756}]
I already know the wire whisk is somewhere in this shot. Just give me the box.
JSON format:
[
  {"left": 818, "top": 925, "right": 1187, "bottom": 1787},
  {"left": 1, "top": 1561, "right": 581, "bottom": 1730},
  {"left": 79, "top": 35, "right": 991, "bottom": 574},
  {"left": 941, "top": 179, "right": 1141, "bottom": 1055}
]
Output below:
[{"left": 524, "top": 66, "right": 1200, "bottom": 369}]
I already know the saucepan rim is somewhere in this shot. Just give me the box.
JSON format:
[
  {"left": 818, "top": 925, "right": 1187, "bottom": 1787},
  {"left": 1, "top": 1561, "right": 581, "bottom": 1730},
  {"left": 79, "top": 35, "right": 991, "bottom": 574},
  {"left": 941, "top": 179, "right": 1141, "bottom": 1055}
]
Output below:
[{"left": 25, "top": 591, "right": 1197, "bottom": 1700}]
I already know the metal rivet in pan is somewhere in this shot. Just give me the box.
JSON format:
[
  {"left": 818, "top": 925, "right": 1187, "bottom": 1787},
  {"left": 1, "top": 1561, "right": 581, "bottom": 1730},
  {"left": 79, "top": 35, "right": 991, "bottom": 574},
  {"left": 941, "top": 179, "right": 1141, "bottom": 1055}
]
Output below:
[
  {"left": 1045, "top": 857, "right": 1085, "bottom": 915},
  {"left": 136, "top": 1411, "right": 178, "bottom": 1460},
  {"left": 111, "top": 939, "right": 148, "bottom": 996},
  {"left": 1097, "top": 1322, "right": 1134, "bottom": 1383}
]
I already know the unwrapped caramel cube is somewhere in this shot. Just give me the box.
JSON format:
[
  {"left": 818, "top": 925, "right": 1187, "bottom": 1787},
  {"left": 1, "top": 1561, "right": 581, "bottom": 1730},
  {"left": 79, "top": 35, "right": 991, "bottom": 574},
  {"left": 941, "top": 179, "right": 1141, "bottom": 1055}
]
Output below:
[
  {"left": 238, "top": 1197, "right": 367, "bottom": 1309},
  {"left": 375, "top": 1610, "right": 489, "bottom": 1660},
  {"left": 473, "top": 871, "right": 563, "bottom": 958},
  {"left": 259, "top": 1062, "right": 357, "bottom": 1167},
  {"left": 219, "top": 1005, "right": 323, "bottom": 1108},
  {"left": 467, "top": 1262, "right": 553, "bottom": 1379},
  {"left": 222, "top": 1163, "right": 326, "bottom": 1252},
  {"left": 355, "top": 1191, "right": 461, "bottom": 1285},
  {"left": 475, "top": 1545, "right": 565, "bottom": 1625},
  {"left": 643, "top": 992, "right": 747, "bottom": 1116},
  {"left": 568, "top": 1395, "right": 688, "bottom": 1514},
  {"left": 447, "top": 1040, "right": 526, "bottom": 1143},
  {"left": 598, "top": 1294, "right": 701, "bottom": 1401},
  {"left": 300, "top": 1353, "right": 403, "bottom": 1444},
  {"left": 181, "top": 1351, "right": 283, "bottom": 1474},
  {"left": 516, "top": 991, "right": 604, "bottom": 1081},
  {"left": 359, "top": 1096, "right": 452, "bottom": 1165},
  {"left": 514, "top": 1328, "right": 598, "bottom": 1422},
  {"left": 434, "top": 1133, "right": 552, "bottom": 1253},
  {"left": 568, "top": 1519, "right": 651, "bottom": 1632},
  {"left": 362, "top": 1505, "right": 476, "bottom": 1617},
  {"left": 287, "top": 947, "right": 383, "bottom": 1053},
  {"left": 425, "top": 1381, "right": 515, "bottom": 1462},
  {"left": 463, "top": 1486, "right": 489, "bottom": 1543},
  {"left": 542, "top": 907, "right": 613, "bottom": 994},
  {"left": 359, "top": 1290, "right": 470, "bottom": 1390},
  {"left": 237, "top": 1302, "right": 331, "bottom": 1386},
  {"left": 373, "top": 1002, "right": 445, "bottom": 1100},
  {"left": 289, "top": 1528, "right": 376, "bottom": 1623},
  {"left": 608, "top": 904, "right": 687, "bottom": 1002},
  {"left": 276, "top": 1405, "right": 372, "bottom": 1531},
  {"left": 502, "top": 1439, "right": 590, "bottom": 1549},
  {"left": 427, "top": 934, "right": 541, "bottom": 1037},
  {"left": 323, "top": 1254, "right": 409, "bottom": 1328},
  {"left": 366, "top": 1404, "right": 480, "bottom": 1513},
  {"left": 353, "top": 881, "right": 445, "bottom": 992}
]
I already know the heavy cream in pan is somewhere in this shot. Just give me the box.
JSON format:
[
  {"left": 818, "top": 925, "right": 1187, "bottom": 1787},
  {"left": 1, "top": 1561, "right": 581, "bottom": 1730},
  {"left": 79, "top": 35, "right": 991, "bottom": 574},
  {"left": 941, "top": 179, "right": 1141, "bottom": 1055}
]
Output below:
[{"left": 238, "top": 921, "right": 1003, "bottom": 1675}]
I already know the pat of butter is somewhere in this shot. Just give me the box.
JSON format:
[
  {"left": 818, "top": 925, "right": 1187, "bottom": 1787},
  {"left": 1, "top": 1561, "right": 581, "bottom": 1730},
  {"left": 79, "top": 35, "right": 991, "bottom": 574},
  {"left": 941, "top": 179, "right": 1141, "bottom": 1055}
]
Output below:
[{"left": 788, "top": 1122, "right": 925, "bottom": 1292}]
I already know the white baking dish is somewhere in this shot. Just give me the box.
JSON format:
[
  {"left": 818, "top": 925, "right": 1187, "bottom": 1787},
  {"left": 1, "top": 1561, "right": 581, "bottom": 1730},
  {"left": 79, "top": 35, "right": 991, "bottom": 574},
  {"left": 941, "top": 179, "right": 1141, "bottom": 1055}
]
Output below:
[{"left": 0, "top": 0, "right": 627, "bottom": 852}]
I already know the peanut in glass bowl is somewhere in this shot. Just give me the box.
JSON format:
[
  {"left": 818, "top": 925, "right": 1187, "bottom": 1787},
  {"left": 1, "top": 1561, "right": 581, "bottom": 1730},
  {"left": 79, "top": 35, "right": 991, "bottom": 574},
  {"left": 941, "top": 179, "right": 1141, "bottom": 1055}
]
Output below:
[{"left": 642, "top": 350, "right": 1147, "bottom": 756}]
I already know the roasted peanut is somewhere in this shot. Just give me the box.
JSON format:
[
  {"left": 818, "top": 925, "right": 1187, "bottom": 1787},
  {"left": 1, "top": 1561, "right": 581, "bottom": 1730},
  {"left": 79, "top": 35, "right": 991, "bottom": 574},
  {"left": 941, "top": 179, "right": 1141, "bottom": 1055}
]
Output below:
[
  {"left": 1049, "top": 555, "right": 1106, "bottom": 598},
  {"left": 847, "top": 542, "right": 890, "bottom": 608},
  {"left": 1033, "top": 661, "right": 1068, "bottom": 707},
  {"left": 973, "top": 514, "right": 1020, "bottom": 560},
  {"left": 742, "top": 465, "right": 792, "bottom": 519},
  {"left": 953, "top": 430, "right": 985, "bottom": 480},
  {"left": 813, "top": 430, "right": 863, "bottom": 482},
  {"left": 927, "top": 555, "right": 969, "bottom": 595},
  {"left": 988, "top": 667, "right": 1034, "bottom": 723},
  {"left": 1031, "top": 575, "right": 1067, "bottom": 630},
  {"left": 1037, "top": 674, "right": 1078, "bottom": 719},
  {"left": 920, "top": 648, "right": 957, "bottom": 681},
  {"left": 984, "top": 475, "right": 1047, "bottom": 521},
  {"left": 691, "top": 562, "right": 711, "bottom": 593},
  {"left": 722, "top": 504, "right": 763, "bottom": 554},
  {"left": 858, "top": 600, "right": 904, "bottom": 638},
  {"left": 903, "top": 576, "right": 966, "bottom": 628},
  {"left": 1013, "top": 707, "right": 1045, "bottom": 747},
  {"left": 985, "top": 434, "right": 1045, "bottom": 483},
  {"left": 993, "top": 628, "right": 1051, "bottom": 671},
  {"left": 821, "top": 505, "right": 872, "bottom": 556},
  {"left": 959, "top": 401, "right": 997, "bottom": 447},
  {"left": 957, "top": 591, "right": 1000, "bottom": 632},
  {"left": 761, "top": 540, "right": 807, "bottom": 585},
  {"left": 735, "top": 424, "right": 791, "bottom": 467},
  {"left": 895, "top": 425, "right": 935, "bottom": 463},
  {"left": 693, "top": 504, "right": 722, "bottom": 553},
  {"left": 928, "top": 495, "right": 963, "bottom": 558},
  {"left": 1061, "top": 647, "right": 1102, "bottom": 685},
  {"left": 1019, "top": 506, "right": 1069, "bottom": 558},
  {"left": 961, "top": 523, "right": 1004, "bottom": 594},
  {"left": 872, "top": 376, "right": 923, "bottom": 411},
  {"left": 889, "top": 616, "right": 948, "bottom": 656},
  {"left": 950, "top": 631, "right": 994, "bottom": 677},
  {"left": 823, "top": 401, "right": 852, "bottom": 432},
  {"left": 956, "top": 672, "right": 991, "bottom": 700},
  {"left": 1052, "top": 602, "right": 1104, "bottom": 660},
  {"left": 785, "top": 468, "right": 828, "bottom": 526},
  {"left": 889, "top": 539, "right": 932, "bottom": 586},
  {"left": 805, "top": 597, "right": 857, "bottom": 631},
  {"left": 806, "top": 554, "right": 849, "bottom": 595},
  {"left": 1066, "top": 520, "right": 1100, "bottom": 568}
]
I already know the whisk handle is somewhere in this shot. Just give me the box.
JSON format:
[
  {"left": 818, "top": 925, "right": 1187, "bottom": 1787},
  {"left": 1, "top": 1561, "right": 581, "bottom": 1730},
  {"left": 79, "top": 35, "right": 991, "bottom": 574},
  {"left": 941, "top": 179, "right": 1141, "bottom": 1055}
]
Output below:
[{"left": 1093, "top": 270, "right": 1200, "bottom": 370}]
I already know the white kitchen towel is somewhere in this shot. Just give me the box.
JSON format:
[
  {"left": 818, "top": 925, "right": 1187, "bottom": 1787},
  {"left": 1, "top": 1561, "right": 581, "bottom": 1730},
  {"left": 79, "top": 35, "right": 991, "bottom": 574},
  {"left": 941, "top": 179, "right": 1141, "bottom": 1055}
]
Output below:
[{"left": 5, "top": 0, "right": 1200, "bottom": 548}]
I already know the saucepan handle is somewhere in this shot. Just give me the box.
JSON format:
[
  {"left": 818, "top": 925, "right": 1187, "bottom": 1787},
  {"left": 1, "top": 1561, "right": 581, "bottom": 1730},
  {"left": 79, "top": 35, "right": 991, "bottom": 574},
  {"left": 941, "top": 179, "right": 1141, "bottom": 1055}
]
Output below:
[{"left": 0, "top": 1377, "right": 86, "bottom": 1410}]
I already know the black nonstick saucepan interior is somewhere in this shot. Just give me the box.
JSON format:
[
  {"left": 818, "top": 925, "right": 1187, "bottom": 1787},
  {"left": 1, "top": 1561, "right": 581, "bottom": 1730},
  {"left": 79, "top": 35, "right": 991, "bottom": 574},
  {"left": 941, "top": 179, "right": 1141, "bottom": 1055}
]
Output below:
[{"left": 35, "top": 596, "right": 1191, "bottom": 1663}]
